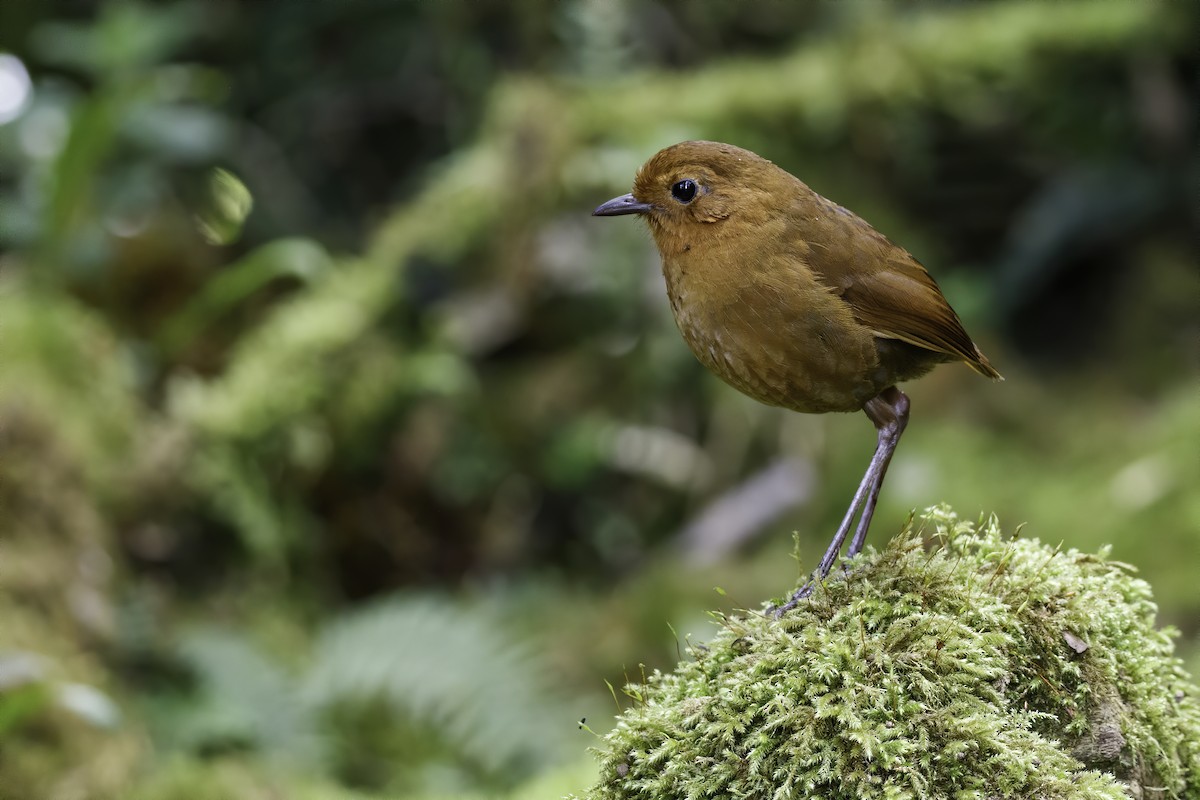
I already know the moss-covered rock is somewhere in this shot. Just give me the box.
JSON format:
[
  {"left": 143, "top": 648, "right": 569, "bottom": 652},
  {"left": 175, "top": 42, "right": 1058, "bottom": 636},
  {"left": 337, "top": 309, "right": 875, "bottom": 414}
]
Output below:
[{"left": 583, "top": 506, "right": 1200, "bottom": 800}]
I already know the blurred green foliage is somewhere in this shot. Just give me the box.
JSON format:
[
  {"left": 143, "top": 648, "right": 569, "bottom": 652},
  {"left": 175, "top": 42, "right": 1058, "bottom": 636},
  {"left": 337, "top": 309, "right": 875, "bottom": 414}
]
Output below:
[
  {"left": 0, "top": 0, "right": 1196, "bottom": 797},
  {"left": 132, "top": 597, "right": 580, "bottom": 796}
]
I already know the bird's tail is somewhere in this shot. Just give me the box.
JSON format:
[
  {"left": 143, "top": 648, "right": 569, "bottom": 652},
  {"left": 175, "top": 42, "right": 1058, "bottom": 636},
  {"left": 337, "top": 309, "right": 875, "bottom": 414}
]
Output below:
[{"left": 967, "top": 348, "right": 1003, "bottom": 381}]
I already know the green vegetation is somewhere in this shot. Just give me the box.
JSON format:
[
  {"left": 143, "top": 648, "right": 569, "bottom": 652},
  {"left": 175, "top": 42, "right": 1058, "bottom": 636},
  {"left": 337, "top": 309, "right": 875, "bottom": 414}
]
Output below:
[
  {"left": 585, "top": 507, "right": 1200, "bottom": 800},
  {"left": 0, "top": 0, "right": 1195, "bottom": 797}
]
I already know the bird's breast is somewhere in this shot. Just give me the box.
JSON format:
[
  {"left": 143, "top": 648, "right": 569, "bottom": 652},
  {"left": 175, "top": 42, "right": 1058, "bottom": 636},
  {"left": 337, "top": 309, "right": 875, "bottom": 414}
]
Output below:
[{"left": 661, "top": 252, "right": 885, "bottom": 414}]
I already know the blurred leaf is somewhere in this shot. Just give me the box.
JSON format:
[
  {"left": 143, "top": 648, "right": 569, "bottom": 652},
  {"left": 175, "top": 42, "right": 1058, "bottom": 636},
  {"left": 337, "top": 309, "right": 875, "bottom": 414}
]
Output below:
[
  {"left": 160, "top": 238, "right": 332, "bottom": 355},
  {"left": 173, "top": 630, "right": 319, "bottom": 762},
  {"left": 122, "top": 104, "right": 231, "bottom": 163},
  {"left": 0, "top": 280, "right": 139, "bottom": 486},
  {"left": 150, "top": 596, "right": 579, "bottom": 793},
  {"left": 304, "top": 596, "right": 577, "bottom": 781},
  {"left": 195, "top": 167, "right": 253, "bottom": 245},
  {"left": 0, "top": 684, "right": 51, "bottom": 737},
  {"left": 31, "top": 1, "right": 203, "bottom": 76},
  {"left": 55, "top": 683, "right": 121, "bottom": 729}
]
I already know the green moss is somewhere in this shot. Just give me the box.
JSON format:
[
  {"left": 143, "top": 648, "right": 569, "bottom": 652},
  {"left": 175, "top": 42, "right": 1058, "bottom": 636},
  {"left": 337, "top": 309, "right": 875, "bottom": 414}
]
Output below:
[{"left": 583, "top": 506, "right": 1200, "bottom": 800}]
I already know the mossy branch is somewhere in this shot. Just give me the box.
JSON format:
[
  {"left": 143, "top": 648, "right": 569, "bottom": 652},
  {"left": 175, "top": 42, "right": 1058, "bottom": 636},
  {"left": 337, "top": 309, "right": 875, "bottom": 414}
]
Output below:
[{"left": 581, "top": 506, "right": 1200, "bottom": 800}]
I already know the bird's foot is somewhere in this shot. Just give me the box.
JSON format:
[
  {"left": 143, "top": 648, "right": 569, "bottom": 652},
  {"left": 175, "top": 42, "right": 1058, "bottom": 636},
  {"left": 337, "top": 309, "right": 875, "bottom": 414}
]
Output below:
[
  {"left": 769, "top": 579, "right": 817, "bottom": 618},
  {"left": 770, "top": 561, "right": 863, "bottom": 618}
]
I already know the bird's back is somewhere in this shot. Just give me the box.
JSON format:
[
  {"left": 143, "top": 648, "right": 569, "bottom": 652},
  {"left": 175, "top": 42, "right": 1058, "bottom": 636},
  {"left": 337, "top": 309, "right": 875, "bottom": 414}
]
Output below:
[{"left": 780, "top": 182, "right": 1000, "bottom": 381}]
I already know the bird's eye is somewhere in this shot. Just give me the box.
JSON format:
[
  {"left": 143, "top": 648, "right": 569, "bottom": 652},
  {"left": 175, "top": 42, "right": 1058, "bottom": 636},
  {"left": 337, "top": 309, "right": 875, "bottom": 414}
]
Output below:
[{"left": 671, "top": 179, "right": 698, "bottom": 203}]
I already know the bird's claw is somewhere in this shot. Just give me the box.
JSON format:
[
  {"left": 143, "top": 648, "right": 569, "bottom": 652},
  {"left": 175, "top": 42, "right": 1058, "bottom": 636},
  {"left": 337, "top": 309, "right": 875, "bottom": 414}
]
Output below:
[{"left": 770, "top": 579, "right": 816, "bottom": 618}]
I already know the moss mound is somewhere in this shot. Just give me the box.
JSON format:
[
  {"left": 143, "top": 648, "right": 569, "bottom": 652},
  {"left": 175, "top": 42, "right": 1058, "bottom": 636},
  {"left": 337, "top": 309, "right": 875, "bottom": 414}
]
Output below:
[{"left": 584, "top": 506, "right": 1200, "bottom": 800}]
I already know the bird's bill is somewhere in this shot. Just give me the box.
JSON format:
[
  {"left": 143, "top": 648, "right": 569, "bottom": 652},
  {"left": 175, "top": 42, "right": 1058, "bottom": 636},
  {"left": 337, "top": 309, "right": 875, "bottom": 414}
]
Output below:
[{"left": 592, "top": 193, "right": 653, "bottom": 217}]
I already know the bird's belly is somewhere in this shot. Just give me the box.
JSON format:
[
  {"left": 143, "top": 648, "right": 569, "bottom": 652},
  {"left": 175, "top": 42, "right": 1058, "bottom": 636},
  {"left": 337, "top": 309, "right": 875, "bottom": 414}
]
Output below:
[{"left": 673, "top": 302, "right": 883, "bottom": 414}]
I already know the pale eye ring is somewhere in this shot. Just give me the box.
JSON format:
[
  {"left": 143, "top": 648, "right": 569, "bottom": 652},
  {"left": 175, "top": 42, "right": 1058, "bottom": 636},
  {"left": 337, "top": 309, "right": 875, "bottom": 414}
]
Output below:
[{"left": 670, "top": 179, "right": 698, "bottom": 203}]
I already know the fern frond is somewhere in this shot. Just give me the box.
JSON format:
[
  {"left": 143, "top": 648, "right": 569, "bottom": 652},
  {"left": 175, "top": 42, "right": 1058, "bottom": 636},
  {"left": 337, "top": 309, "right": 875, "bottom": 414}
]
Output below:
[{"left": 302, "top": 595, "right": 577, "bottom": 779}]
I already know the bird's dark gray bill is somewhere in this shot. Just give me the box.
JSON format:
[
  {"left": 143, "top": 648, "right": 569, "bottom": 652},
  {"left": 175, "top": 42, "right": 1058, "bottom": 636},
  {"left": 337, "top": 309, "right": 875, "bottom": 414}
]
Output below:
[{"left": 592, "top": 193, "right": 652, "bottom": 217}]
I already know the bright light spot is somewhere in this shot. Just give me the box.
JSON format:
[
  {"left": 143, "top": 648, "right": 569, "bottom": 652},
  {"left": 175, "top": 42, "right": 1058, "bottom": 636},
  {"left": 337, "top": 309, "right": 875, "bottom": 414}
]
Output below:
[
  {"left": 888, "top": 455, "right": 936, "bottom": 502},
  {"left": 0, "top": 53, "right": 32, "bottom": 125},
  {"left": 105, "top": 210, "right": 151, "bottom": 239},
  {"left": 19, "top": 105, "right": 70, "bottom": 159},
  {"left": 57, "top": 683, "right": 122, "bottom": 729},
  {"left": 1110, "top": 454, "right": 1171, "bottom": 510},
  {"left": 605, "top": 423, "right": 713, "bottom": 489}
]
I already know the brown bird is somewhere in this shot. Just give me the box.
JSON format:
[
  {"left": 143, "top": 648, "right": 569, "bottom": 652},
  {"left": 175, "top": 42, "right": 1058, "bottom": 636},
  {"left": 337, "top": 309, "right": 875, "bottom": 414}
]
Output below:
[{"left": 593, "top": 141, "right": 1000, "bottom": 614}]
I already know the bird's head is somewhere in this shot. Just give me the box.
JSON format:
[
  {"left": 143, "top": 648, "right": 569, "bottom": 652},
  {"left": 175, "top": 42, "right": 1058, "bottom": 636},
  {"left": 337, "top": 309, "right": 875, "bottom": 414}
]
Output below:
[{"left": 592, "top": 141, "right": 784, "bottom": 240}]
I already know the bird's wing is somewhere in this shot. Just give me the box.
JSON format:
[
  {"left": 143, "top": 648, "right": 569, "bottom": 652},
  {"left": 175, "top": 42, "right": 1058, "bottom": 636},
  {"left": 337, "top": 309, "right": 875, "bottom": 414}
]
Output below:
[{"left": 803, "top": 202, "right": 1000, "bottom": 379}]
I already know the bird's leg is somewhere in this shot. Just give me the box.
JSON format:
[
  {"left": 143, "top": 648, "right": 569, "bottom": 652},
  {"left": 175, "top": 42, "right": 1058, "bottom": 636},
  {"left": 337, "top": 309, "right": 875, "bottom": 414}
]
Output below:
[
  {"left": 773, "top": 387, "right": 910, "bottom": 616},
  {"left": 847, "top": 387, "right": 909, "bottom": 557}
]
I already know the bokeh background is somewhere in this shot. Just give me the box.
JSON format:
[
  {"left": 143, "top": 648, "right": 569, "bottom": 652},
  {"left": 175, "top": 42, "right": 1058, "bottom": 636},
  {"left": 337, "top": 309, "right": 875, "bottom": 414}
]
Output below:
[{"left": 0, "top": 1, "right": 1196, "bottom": 798}]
